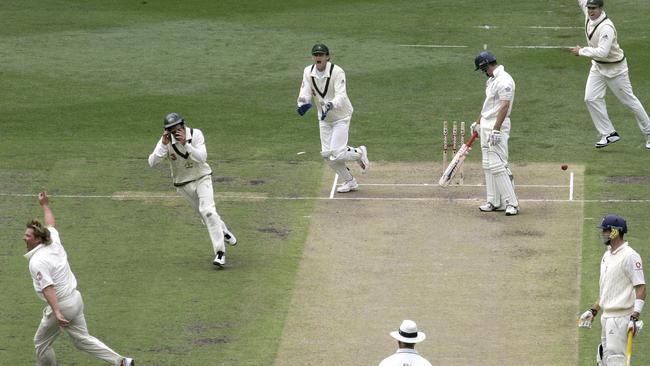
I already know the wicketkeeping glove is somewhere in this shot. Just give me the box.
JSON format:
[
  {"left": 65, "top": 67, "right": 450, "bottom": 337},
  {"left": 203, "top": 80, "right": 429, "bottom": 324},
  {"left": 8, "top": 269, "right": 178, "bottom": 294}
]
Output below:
[
  {"left": 320, "top": 102, "right": 333, "bottom": 121},
  {"left": 296, "top": 103, "right": 312, "bottom": 116},
  {"left": 578, "top": 309, "right": 596, "bottom": 328},
  {"left": 488, "top": 130, "right": 501, "bottom": 146}
]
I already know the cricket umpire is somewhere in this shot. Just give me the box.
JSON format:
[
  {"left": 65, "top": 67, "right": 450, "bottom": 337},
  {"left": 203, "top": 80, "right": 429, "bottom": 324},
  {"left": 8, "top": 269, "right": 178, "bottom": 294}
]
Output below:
[
  {"left": 578, "top": 214, "right": 646, "bottom": 365},
  {"left": 570, "top": 0, "right": 650, "bottom": 149},
  {"left": 296, "top": 43, "right": 370, "bottom": 193},
  {"left": 148, "top": 113, "right": 237, "bottom": 267},
  {"left": 378, "top": 320, "right": 432, "bottom": 366},
  {"left": 471, "top": 51, "right": 519, "bottom": 216},
  {"left": 23, "top": 192, "right": 134, "bottom": 366}
]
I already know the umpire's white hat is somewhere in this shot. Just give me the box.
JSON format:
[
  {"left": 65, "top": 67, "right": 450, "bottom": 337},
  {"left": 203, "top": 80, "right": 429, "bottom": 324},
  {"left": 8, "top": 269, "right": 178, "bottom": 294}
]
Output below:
[{"left": 390, "top": 320, "right": 426, "bottom": 343}]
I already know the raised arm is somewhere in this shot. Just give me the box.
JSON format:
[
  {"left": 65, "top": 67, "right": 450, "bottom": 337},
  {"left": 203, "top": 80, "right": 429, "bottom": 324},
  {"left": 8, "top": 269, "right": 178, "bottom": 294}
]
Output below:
[{"left": 38, "top": 191, "right": 55, "bottom": 228}]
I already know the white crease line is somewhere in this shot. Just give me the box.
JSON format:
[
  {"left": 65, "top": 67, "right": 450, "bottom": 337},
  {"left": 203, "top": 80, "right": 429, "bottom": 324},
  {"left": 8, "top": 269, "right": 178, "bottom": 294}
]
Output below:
[
  {"left": 398, "top": 44, "right": 468, "bottom": 48},
  {"left": 504, "top": 45, "right": 571, "bottom": 49},
  {"left": 527, "top": 26, "right": 581, "bottom": 29},
  {"left": 329, "top": 173, "right": 339, "bottom": 199},
  {"left": 3, "top": 192, "right": 650, "bottom": 203},
  {"left": 359, "top": 183, "right": 569, "bottom": 188}
]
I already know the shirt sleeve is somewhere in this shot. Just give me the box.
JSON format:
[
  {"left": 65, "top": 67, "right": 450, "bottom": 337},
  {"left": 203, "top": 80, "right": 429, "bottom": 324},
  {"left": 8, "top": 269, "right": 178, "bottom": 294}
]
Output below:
[
  {"left": 625, "top": 252, "right": 646, "bottom": 286},
  {"left": 29, "top": 259, "right": 54, "bottom": 292},
  {"left": 578, "top": 0, "right": 588, "bottom": 16},
  {"left": 497, "top": 79, "right": 515, "bottom": 102},
  {"left": 47, "top": 226, "right": 60, "bottom": 244},
  {"left": 330, "top": 68, "right": 349, "bottom": 109},
  {"left": 297, "top": 68, "right": 313, "bottom": 106},
  {"left": 185, "top": 129, "right": 208, "bottom": 163},
  {"left": 579, "top": 24, "right": 615, "bottom": 59},
  {"left": 148, "top": 138, "right": 169, "bottom": 167}
]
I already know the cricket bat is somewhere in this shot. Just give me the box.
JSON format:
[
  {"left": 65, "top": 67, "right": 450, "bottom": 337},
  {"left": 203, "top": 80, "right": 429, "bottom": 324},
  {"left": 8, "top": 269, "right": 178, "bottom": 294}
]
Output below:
[
  {"left": 438, "top": 131, "right": 478, "bottom": 187},
  {"left": 625, "top": 328, "right": 634, "bottom": 366}
]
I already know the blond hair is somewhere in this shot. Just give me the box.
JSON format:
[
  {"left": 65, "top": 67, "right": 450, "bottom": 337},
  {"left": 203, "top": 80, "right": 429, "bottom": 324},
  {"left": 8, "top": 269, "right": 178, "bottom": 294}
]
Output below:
[{"left": 26, "top": 219, "right": 52, "bottom": 245}]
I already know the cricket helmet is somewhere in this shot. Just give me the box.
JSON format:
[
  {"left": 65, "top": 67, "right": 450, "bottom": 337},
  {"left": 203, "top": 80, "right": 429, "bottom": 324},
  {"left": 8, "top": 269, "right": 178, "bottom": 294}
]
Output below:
[
  {"left": 163, "top": 112, "right": 185, "bottom": 129},
  {"left": 586, "top": 0, "right": 603, "bottom": 7},
  {"left": 475, "top": 51, "right": 497, "bottom": 71},
  {"left": 311, "top": 43, "right": 330, "bottom": 55},
  {"left": 597, "top": 214, "right": 627, "bottom": 234}
]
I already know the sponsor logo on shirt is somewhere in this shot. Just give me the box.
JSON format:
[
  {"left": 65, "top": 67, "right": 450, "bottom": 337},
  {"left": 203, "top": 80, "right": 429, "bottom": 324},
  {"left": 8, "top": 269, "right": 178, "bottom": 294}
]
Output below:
[
  {"left": 635, "top": 261, "right": 642, "bottom": 270},
  {"left": 36, "top": 271, "right": 43, "bottom": 281}
]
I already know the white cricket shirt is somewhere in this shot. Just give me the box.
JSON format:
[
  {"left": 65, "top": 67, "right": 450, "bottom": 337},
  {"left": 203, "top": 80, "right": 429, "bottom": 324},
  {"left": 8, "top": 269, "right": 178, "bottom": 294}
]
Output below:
[
  {"left": 480, "top": 65, "right": 515, "bottom": 129},
  {"left": 24, "top": 227, "right": 77, "bottom": 301},
  {"left": 378, "top": 348, "right": 432, "bottom": 366},
  {"left": 600, "top": 242, "right": 645, "bottom": 318},
  {"left": 148, "top": 127, "right": 212, "bottom": 185}
]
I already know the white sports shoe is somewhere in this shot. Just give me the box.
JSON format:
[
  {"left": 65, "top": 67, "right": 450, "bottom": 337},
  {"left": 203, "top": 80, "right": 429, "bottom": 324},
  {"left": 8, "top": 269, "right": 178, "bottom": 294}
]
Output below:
[
  {"left": 213, "top": 251, "right": 225, "bottom": 267},
  {"left": 224, "top": 230, "right": 237, "bottom": 246},
  {"left": 595, "top": 132, "right": 620, "bottom": 148},
  {"left": 358, "top": 146, "right": 370, "bottom": 173},
  {"left": 505, "top": 205, "right": 519, "bottom": 216},
  {"left": 120, "top": 358, "right": 135, "bottom": 366},
  {"left": 645, "top": 135, "right": 650, "bottom": 150},
  {"left": 479, "top": 202, "right": 503, "bottom": 212},
  {"left": 337, "top": 178, "right": 359, "bottom": 193}
]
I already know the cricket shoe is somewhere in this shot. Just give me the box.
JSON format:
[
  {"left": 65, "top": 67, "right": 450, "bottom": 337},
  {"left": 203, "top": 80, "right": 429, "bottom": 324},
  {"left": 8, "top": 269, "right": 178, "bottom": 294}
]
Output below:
[
  {"left": 358, "top": 146, "right": 370, "bottom": 173},
  {"left": 595, "top": 132, "right": 620, "bottom": 148},
  {"left": 120, "top": 358, "right": 135, "bottom": 366},
  {"left": 479, "top": 202, "right": 504, "bottom": 212},
  {"left": 505, "top": 205, "right": 519, "bottom": 216},
  {"left": 646, "top": 135, "right": 650, "bottom": 150},
  {"left": 337, "top": 178, "right": 359, "bottom": 193},
  {"left": 213, "top": 251, "right": 225, "bottom": 267},
  {"left": 224, "top": 230, "right": 237, "bottom": 246}
]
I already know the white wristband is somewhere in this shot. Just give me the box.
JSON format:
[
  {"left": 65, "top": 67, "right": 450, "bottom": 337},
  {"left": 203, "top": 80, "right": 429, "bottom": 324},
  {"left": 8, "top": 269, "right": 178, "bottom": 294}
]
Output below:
[{"left": 634, "top": 299, "right": 645, "bottom": 314}]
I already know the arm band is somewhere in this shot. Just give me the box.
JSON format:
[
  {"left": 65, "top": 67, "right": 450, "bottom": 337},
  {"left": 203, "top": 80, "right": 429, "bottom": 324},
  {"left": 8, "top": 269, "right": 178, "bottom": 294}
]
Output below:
[{"left": 634, "top": 299, "right": 645, "bottom": 314}]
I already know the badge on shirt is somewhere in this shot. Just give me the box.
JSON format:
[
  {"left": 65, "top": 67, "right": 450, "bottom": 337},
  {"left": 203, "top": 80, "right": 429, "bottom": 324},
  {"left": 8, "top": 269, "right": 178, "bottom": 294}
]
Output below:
[
  {"left": 185, "top": 161, "right": 194, "bottom": 169},
  {"left": 170, "top": 153, "right": 177, "bottom": 161},
  {"left": 36, "top": 271, "right": 43, "bottom": 281},
  {"left": 635, "top": 261, "right": 642, "bottom": 270}
]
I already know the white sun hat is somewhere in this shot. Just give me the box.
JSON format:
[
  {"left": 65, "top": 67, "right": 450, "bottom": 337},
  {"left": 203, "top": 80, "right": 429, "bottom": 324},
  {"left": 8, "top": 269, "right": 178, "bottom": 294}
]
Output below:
[{"left": 389, "top": 320, "right": 426, "bottom": 343}]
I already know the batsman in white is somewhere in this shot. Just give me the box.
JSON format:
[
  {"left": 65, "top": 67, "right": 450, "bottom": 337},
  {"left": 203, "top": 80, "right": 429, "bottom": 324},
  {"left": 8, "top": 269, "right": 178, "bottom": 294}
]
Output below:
[
  {"left": 470, "top": 51, "right": 519, "bottom": 216},
  {"left": 296, "top": 43, "right": 370, "bottom": 193},
  {"left": 570, "top": 0, "right": 650, "bottom": 149},
  {"left": 378, "top": 320, "right": 432, "bottom": 366},
  {"left": 578, "top": 215, "right": 646, "bottom": 366},
  {"left": 148, "top": 113, "right": 237, "bottom": 267},
  {"left": 23, "top": 192, "right": 134, "bottom": 366}
]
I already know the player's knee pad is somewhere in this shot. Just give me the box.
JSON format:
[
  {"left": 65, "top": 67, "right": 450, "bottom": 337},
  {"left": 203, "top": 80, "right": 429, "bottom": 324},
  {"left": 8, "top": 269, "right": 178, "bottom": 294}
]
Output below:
[
  {"left": 604, "top": 354, "right": 625, "bottom": 366},
  {"left": 487, "top": 158, "right": 506, "bottom": 175}
]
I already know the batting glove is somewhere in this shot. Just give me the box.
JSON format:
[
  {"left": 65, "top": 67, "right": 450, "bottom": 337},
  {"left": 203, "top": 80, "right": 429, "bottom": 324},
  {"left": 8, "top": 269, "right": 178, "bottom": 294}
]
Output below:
[
  {"left": 320, "top": 102, "right": 333, "bottom": 121},
  {"left": 470, "top": 122, "right": 480, "bottom": 134},
  {"left": 628, "top": 315, "right": 644, "bottom": 338},
  {"left": 488, "top": 130, "right": 501, "bottom": 146},
  {"left": 296, "top": 103, "right": 312, "bottom": 116},
  {"left": 578, "top": 309, "right": 596, "bottom": 328}
]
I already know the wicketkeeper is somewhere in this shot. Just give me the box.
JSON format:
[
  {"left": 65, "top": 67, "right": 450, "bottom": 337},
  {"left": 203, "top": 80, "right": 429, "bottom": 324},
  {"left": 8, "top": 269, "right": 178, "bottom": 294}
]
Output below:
[
  {"left": 578, "top": 214, "right": 646, "bottom": 365},
  {"left": 470, "top": 51, "right": 519, "bottom": 216},
  {"left": 296, "top": 43, "right": 370, "bottom": 193}
]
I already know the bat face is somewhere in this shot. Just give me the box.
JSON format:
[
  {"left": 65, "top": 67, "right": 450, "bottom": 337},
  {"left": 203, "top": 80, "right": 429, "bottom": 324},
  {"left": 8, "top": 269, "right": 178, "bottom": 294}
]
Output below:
[{"left": 438, "top": 132, "right": 478, "bottom": 187}]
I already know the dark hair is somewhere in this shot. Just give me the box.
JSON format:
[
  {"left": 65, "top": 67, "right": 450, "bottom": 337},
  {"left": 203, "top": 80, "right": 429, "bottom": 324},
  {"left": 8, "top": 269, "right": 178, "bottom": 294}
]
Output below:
[{"left": 26, "top": 219, "right": 52, "bottom": 245}]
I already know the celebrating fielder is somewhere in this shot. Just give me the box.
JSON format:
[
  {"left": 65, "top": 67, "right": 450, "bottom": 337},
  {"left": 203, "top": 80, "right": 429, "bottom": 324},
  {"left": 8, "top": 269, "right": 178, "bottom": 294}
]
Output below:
[
  {"left": 296, "top": 43, "right": 370, "bottom": 193},
  {"left": 570, "top": 0, "right": 650, "bottom": 149},
  {"left": 23, "top": 192, "right": 134, "bottom": 366},
  {"left": 148, "top": 113, "right": 237, "bottom": 267},
  {"left": 471, "top": 51, "right": 519, "bottom": 216},
  {"left": 578, "top": 214, "right": 646, "bottom": 366}
]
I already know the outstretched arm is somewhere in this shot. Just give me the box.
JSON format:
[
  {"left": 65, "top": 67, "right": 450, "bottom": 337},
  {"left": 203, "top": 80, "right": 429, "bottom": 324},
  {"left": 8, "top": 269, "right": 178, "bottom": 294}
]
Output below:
[{"left": 38, "top": 191, "right": 55, "bottom": 228}]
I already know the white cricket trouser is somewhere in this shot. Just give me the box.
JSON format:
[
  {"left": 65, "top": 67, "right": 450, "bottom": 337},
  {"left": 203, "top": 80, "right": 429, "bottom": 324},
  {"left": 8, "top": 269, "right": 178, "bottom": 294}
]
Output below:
[
  {"left": 585, "top": 69, "right": 650, "bottom": 136},
  {"left": 480, "top": 119, "right": 518, "bottom": 207},
  {"left": 319, "top": 116, "right": 361, "bottom": 182},
  {"left": 176, "top": 174, "right": 229, "bottom": 255},
  {"left": 34, "top": 290, "right": 123, "bottom": 366},
  {"left": 600, "top": 315, "right": 630, "bottom": 366}
]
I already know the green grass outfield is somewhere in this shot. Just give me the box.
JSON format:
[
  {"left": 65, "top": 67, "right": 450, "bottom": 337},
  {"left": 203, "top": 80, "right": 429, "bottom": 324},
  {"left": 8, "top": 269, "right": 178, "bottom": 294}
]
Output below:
[{"left": 1, "top": 0, "right": 650, "bottom": 364}]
